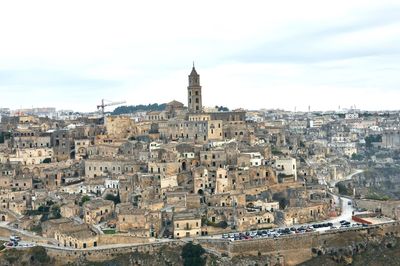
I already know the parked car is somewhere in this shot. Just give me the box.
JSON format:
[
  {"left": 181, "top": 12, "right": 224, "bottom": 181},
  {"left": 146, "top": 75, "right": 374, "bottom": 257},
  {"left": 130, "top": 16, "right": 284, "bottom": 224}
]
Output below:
[{"left": 10, "top": 235, "right": 21, "bottom": 242}]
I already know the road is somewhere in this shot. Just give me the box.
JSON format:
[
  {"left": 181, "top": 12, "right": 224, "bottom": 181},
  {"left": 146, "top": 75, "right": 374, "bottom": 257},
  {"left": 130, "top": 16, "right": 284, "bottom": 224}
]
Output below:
[
  {"left": 329, "top": 169, "right": 363, "bottom": 187},
  {"left": 327, "top": 169, "right": 364, "bottom": 227}
]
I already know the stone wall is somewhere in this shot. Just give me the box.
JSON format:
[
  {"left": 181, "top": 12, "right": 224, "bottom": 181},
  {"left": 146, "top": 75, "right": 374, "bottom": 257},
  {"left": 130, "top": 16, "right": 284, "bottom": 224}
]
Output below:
[
  {"left": 199, "top": 222, "right": 400, "bottom": 265},
  {"left": 5, "top": 222, "right": 400, "bottom": 266},
  {"left": 98, "top": 234, "right": 150, "bottom": 245},
  {"left": 46, "top": 241, "right": 183, "bottom": 264},
  {"left": 354, "top": 199, "right": 400, "bottom": 220}
]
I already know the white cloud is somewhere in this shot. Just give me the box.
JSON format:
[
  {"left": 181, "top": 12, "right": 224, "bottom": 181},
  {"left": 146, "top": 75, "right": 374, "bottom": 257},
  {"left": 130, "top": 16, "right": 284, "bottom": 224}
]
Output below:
[{"left": 0, "top": 0, "right": 400, "bottom": 111}]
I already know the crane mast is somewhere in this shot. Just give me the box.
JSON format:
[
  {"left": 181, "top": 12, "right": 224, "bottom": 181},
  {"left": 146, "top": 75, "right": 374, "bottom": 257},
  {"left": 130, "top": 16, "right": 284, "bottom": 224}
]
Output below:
[{"left": 97, "top": 99, "right": 126, "bottom": 117}]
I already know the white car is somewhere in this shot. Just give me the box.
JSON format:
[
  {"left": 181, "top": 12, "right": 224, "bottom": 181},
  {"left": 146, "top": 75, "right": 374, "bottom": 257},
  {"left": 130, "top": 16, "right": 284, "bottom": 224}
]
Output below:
[{"left": 10, "top": 235, "right": 21, "bottom": 242}]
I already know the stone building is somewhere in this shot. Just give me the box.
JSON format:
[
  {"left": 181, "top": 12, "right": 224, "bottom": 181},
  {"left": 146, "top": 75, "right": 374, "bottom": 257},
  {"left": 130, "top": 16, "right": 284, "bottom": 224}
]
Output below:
[
  {"left": 83, "top": 198, "right": 115, "bottom": 225},
  {"left": 55, "top": 226, "right": 98, "bottom": 249},
  {"left": 236, "top": 208, "right": 275, "bottom": 231},
  {"left": 275, "top": 158, "right": 297, "bottom": 181},
  {"left": 60, "top": 203, "right": 80, "bottom": 219},
  {"left": 12, "top": 133, "right": 51, "bottom": 149},
  {"left": 116, "top": 203, "right": 161, "bottom": 237},
  {"left": 74, "top": 139, "right": 91, "bottom": 160},
  {"left": 9, "top": 148, "right": 53, "bottom": 165},
  {"left": 42, "top": 218, "right": 76, "bottom": 238},
  {"left": 173, "top": 212, "right": 202, "bottom": 239},
  {"left": 51, "top": 130, "right": 74, "bottom": 161},
  {"left": 84, "top": 158, "right": 144, "bottom": 178},
  {"left": 187, "top": 65, "right": 202, "bottom": 113},
  {"left": 105, "top": 116, "right": 137, "bottom": 139}
]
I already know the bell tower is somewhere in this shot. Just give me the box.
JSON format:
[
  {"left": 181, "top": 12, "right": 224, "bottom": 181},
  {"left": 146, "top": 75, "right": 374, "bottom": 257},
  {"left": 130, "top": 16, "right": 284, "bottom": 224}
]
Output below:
[{"left": 187, "top": 63, "right": 202, "bottom": 113}]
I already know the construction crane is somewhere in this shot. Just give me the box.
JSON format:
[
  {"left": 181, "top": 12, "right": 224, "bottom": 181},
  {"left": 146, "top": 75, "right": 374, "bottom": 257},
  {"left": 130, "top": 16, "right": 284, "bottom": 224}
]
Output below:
[{"left": 97, "top": 99, "right": 126, "bottom": 116}]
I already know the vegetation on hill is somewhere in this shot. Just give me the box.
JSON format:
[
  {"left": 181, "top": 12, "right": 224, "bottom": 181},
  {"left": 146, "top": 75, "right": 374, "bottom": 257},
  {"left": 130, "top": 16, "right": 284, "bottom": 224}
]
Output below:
[
  {"left": 0, "top": 131, "right": 11, "bottom": 143},
  {"left": 356, "top": 167, "right": 400, "bottom": 199},
  {"left": 105, "top": 193, "right": 121, "bottom": 205},
  {"left": 365, "top": 134, "right": 382, "bottom": 148},
  {"left": 0, "top": 246, "right": 52, "bottom": 265},
  {"left": 24, "top": 200, "right": 61, "bottom": 222},
  {"left": 336, "top": 182, "right": 353, "bottom": 196},
  {"left": 300, "top": 236, "right": 400, "bottom": 266},
  {"left": 79, "top": 195, "right": 91, "bottom": 206},
  {"left": 112, "top": 104, "right": 167, "bottom": 115},
  {"left": 215, "top": 106, "right": 229, "bottom": 112},
  {"left": 181, "top": 242, "right": 206, "bottom": 266}
]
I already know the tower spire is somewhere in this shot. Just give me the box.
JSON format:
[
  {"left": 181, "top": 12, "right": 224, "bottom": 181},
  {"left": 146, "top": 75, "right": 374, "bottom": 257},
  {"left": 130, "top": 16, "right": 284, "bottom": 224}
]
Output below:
[{"left": 188, "top": 64, "right": 202, "bottom": 113}]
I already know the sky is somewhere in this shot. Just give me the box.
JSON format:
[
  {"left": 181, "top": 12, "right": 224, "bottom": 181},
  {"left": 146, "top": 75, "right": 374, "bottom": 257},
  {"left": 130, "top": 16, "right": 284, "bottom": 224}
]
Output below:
[{"left": 1, "top": 0, "right": 400, "bottom": 112}]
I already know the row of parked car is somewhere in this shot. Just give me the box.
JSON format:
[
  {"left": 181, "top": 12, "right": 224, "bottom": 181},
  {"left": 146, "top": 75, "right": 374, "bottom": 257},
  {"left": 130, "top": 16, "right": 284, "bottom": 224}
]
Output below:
[
  {"left": 222, "top": 220, "right": 371, "bottom": 241},
  {"left": 222, "top": 225, "right": 318, "bottom": 241},
  {"left": 338, "top": 220, "right": 369, "bottom": 229},
  {"left": 311, "top": 222, "right": 333, "bottom": 229}
]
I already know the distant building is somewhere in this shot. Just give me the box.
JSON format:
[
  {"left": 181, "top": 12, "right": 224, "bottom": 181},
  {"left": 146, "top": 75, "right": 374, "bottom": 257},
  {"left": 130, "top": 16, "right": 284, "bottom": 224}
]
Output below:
[{"left": 275, "top": 158, "right": 297, "bottom": 181}]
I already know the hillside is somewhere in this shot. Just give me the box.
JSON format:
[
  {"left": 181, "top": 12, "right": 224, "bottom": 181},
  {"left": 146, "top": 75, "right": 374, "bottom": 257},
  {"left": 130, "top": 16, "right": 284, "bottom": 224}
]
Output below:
[
  {"left": 300, "top": 236, "right": 400, "bottom": 266},
  {"left": 111, "top": 103, "right": 167, "bottom": 115}
]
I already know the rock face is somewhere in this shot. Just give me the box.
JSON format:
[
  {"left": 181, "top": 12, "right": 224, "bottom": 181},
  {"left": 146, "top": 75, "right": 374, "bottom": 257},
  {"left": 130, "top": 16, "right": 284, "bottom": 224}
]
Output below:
[
  {"left": 0, "top": 246, "right": 53, "bottom": 266},
  {"left": 300, "top": 235, "right": 400, "bottom": 266},
  {"left": 353, "top": 167, "right": 400, "bottom": 200}
]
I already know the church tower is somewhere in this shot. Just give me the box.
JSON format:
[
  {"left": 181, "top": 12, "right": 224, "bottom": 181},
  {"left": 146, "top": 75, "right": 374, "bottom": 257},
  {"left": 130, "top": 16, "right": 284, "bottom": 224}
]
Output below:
[{"left": 187, "top": 64, "right": 202, "bottom": 113}]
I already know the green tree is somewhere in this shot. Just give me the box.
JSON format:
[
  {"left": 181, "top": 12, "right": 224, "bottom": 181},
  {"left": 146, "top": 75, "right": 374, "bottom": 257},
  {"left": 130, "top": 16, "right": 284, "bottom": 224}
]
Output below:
[
  {"left": 336, "top": 182, "right": 352, "bottom": 196},
  {"left": 271, "top": 146, "right": 283, "bottom": 155},
  {"left": 105, "top": 193, "right": 121, "bottom": 205},
  {"left": 80, "top": 195, "right": 91, "bottom": 206},
  {"left": 217, "top": 221, "right": 228, "bottom": 229},
  {"left": 215, "top": 105, "right": 229, "bottom": 112},
  {"left": 112, "top": 103, "right": 167, "bottom": 115},
  {"left": 365, "top": 134, "right": 382, "bottom": 148},
  {"left": 181, "top": 242, "right": 206, "bottom": 266},
  {"left": 29, "top": 246, "right": 51, "bottom": 264},
  {"left": 51, "top": 205, "right": 61, "bottom": 219},
  {"left": 351, "top": 153, "right": 364, "bottom": 161}
]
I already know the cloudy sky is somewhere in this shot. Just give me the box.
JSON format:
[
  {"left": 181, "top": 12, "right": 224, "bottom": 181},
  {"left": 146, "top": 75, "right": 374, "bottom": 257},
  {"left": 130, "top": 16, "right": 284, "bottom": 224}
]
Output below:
[{"left": 1, "top": 0, "right": 400, "bottom": 112}]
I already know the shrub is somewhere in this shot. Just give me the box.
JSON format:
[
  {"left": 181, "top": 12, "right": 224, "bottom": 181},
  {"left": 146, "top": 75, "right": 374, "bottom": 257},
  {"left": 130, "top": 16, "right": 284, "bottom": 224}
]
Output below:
[{"left": 181, "top": 242, "right": 206, "bottom": 266}]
